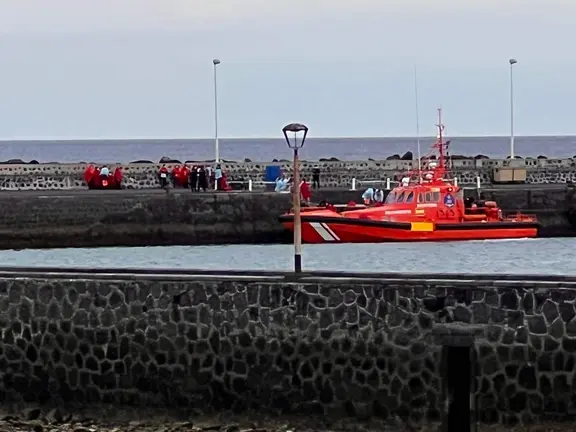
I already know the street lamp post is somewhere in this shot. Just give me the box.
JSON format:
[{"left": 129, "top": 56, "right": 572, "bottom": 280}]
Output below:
[
  {"left": 212, "top": 59, "right": 221, "bottom": 191},
  {"left": 509, "top": 58, "right": 517, "bottom": 160},
  {"left": 282, "top": 123, "right": 309, "bottom": 273}
]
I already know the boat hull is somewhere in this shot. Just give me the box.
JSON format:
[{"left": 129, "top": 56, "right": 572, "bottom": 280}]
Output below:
[{"left": 279, "top": 215, "right": 539, "bottom": 243}]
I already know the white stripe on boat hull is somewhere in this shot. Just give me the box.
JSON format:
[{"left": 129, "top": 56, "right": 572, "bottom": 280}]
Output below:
[
  {"left": 309, "top": 222, "right": 340, "bottom": 242},
  {"left": 321, "top": 223, "right": 340, "bottom": 241}
]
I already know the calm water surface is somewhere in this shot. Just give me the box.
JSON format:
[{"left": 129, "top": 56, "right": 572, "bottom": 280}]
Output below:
[{"left": 0, "top": 238, "right": 574, "bottom": 275}]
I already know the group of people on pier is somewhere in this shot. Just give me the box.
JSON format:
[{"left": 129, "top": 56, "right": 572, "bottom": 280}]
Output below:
[
  {"left": 87, "top": 161, "right": 322, "bottom": 194},
  {"left": 158, "top": 164, "right": 232, "bottom": 191}
]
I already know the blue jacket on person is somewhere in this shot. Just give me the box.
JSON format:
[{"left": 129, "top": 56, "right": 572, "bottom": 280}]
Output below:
[
  {"left": 275, "top": 177, "right": 289, "bottom": 192},
  {"left": 362, "top": 187, "right": 375, "bottom": 201}
]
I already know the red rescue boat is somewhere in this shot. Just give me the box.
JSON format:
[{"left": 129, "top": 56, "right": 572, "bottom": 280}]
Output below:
[{"left": 279, "top": 109, "right": 539, "bottom": 243}]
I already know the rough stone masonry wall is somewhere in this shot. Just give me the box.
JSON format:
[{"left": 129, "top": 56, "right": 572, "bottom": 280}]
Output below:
[
  {"left": 0, "top": 157, "right": 575, "bottom": 190},
  {"left": 0, "top": 189, "right": 359, "bottom": 250},
  {"left": 1, "top": 270, "right": 576, "bottom": 427}
]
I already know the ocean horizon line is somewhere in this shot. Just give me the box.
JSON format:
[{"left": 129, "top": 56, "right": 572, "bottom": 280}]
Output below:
[{"left": 0, "top": 134, "right": 574, "bottom": 142}]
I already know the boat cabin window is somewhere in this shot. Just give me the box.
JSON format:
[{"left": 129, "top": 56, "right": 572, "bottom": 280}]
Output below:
[
  {"left": 396, "top": 191, "right": 406, "bottom": 202},
  {"left": 417, "top": 191, "right": 441, "bottom": 203},
  {"left": 385, "top": 192, "right": 396, "bottom": 204},
  {"left": 405, "top": 191, "right": 414, "bottom": 203}
]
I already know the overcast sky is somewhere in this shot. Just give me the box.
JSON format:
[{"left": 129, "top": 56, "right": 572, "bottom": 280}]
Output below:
[{"left": 0, "top": 0, "right": 574, "bottom": 139}]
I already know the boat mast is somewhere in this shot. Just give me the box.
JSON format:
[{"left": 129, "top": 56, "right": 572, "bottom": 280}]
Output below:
[
  {"left": 435, "top": 108, "right": 446, "bottom": 180},
  {"left": 414, "top": 66, "right": 422, "bottom": 183}
]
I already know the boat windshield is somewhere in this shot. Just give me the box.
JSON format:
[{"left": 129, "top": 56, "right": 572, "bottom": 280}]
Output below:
[{"left": 385, "top": 192, "right": 396, "bottom": 204}]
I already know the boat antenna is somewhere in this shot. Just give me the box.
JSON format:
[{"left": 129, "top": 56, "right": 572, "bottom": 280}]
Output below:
[
  {"left": 435, "top": 107, "right": 446, "bottom": 179},
  {"left": 414, "top": 65, "right": 422, "bottom": 183}
]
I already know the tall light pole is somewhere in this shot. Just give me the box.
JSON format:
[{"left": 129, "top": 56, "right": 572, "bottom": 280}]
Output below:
[
  {"left": 212, "top": 59, "right": 221, "bottom": 164},
  {"left": 282, "top": 123, "right": 309, "bottom": 273},
  {"left": 509, "top": 58, "right": 517, "bottom": 160}
]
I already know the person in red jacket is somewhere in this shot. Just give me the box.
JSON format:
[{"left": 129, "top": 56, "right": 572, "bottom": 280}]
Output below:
[
  {"left": 300, "top": 179, "right": 311, "bottom": 204},
  {"left": 220, "top": 172, "right": 232, "bottom": 191},
  {"left": 158, "top": 164, "right": 169, "bottom": 188},
  {"left": 171, "top": 165, "right": 181, "bottom": 187}
]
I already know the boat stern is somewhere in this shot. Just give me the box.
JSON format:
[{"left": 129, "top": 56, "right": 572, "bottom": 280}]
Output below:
[{"left": 278, "top": 209, "right": 345, "bottom": 243}]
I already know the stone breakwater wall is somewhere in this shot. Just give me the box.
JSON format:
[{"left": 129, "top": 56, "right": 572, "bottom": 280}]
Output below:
[
  {"left": 0, "top": 186, "right": 574, "bottom": 250},
  {"left": 1, "top": 268, "right": 576, "bottom": 427},
  {"left": 0, "top": 189, "right": 359, "bottom": 250},
  {"left": 1, "top": 157, "right": 576, "bottom": 190}
]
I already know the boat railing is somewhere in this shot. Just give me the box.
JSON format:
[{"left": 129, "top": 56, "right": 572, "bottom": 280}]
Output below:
[
  {"left": 224, "top": 176, "right": 483, "bottom": 192},
  {"left": 442, "top": 177, "right": 460, "bottom": 187},
  {"left": 350, "top": 176, "right": 483, "bottom": 191},
  {"left": 227, "top": 180, "right": 318, "bottom": 191},
  {"left": 226, "top": 179, "right": 271, "bottom": 191},
  {"left": 350, "top": 178, "right": 395, "bottom": 191}
]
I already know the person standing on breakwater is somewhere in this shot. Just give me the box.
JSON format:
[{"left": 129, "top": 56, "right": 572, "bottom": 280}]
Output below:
[
  {"left": 215, "top": 164, "right": 223, "bottom": 190},
  {"left": 312, "top": 165, "right": 321, "bottom": 189},
  {"left": 158, "top": 164, "right": 169, "bottom": 188},
  {"left": 189, "top": 165, "right": 198, "bottom": 191},
  {"left": 220, "top": 171, "right": 232, "bottom": 191},
  {"left": 194, "top": 166, "right": 202, "bottom": 191},
  {"left": 206, "top": 165, "right": 212, "bottom": 187},
  {"left": 198, "top": 166, "right": 207, "bottom": 192},
  {"left": 300, "top": 178, "right": 311, "bottom": 204},
  {"left": 171, "top": 164, "right": 181, "bottom": 188}
]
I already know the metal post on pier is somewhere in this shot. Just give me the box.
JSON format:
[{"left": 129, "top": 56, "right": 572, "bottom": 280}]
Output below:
[
  {"left": 212, "top": 58, "right": 221, "bottom": 190},
  {"left": 282, "top": 123, "right": 309, "bottom": 273},
  {"left": 508, "top": 58, "right": 518, "bottom": 160}
]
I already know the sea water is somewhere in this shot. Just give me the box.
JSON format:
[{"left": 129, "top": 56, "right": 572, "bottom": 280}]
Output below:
[
  {"left": 0, "top": 238, "right": 573, "bottom": 275},
  {"left": 0, "top": 135, "right": 574, "bottom": 163}
]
